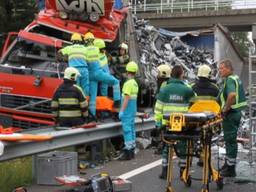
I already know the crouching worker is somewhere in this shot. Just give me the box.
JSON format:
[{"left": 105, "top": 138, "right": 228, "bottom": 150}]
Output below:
[
  {"left": 117, "top": 61, "right": 139, "bottom": 160},
  {"left": 51, "top": 67, "right": 88, "bottom": 127}
]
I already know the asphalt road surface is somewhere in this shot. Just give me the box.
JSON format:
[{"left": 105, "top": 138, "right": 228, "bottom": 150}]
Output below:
[{"left": 27, "top": 148, "right": 256, "bottom": 192}]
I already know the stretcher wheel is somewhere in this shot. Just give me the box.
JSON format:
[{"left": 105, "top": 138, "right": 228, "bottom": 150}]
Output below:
[
  {"left": 216, "top": 177, "right": 224, "bottom": 190},
  {"left": 184, "top": 175, "right": 192, "bottom": 187}
]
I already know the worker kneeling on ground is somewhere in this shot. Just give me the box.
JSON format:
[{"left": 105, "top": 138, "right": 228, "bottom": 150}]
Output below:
[
  {"left": 51, "top": 67, "right": 88, "bottom": 127},
  {"left": 84, "top": 32, "right": 121, "bottom": 116},
  {"left": 117, "top": 61, "right": 139, "bottom": 161},
  {"left": 154, "top": 65, "right": 195, "bottom": 179}
]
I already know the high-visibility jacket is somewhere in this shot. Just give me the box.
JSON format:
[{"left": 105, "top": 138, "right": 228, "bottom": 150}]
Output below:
[
  {"left": 60, "top": 44, "right": 87, "bottom": 67},
  {"left": 99, "top": 53, "right": 108, "bottom": 67},
  {"left": 154, "top": 78, "right": 195, "bottom": 125},
  {"left": 85, "top": 45, "right": 101, "bottom": 71},
  {"left": 191, "top": 77, "right": 219, "bottom": 102},
  {"left": 51, "top": 79, "right": 88, "bottom": 126},
  {"left": 220, "top": 75, "right": 247, "bottom": 111}
]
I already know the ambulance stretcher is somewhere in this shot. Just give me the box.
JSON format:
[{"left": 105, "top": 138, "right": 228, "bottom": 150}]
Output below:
[{"left": 162, "top": 101, "right": 224, "bottom": 192}]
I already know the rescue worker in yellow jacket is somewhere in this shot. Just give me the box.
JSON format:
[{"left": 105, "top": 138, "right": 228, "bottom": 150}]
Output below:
[
  {"left": 117, "top": 61, "right": 139, "bottom": 160},
  {"left": 154, "top": 65, "right": 195, "bottom": 179},
  {"left": 84, "top": 32, "right": 121, "bottom": 116},
  {"left": 59, "top": 33, "right": 89, "bottom": 96},
  {"left": 51, "top": 67, "right": 88, "bottom": 127},
  {"left": 218, "top": 59, "right": 247, "bottom": 177}
]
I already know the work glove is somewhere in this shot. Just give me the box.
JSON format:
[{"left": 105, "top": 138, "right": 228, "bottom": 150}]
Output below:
[
  {"left": 155, "top": 121, "right": 162, "bottom": 129},
  {"left": 118, "top": 111, "right": 124, "bottom": 120}
]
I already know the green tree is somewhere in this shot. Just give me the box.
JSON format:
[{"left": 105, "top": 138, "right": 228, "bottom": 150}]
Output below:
[
  {"left": 231, "top": 32, "right": 250, "bottom": 57},
  {"left": 0, "top": 0, "right": 37, "bottom": 50}
]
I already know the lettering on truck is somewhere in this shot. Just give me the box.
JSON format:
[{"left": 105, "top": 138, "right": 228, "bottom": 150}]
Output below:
[{"left": 56, "top": 0, "right": 104, "bottom": 15}]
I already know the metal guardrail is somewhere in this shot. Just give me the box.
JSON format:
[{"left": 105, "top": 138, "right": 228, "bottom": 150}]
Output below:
[
  {"left": 0, "top": 118, "right": 155, "bottom": 161},
  {"left": 131, "top": 0, "right": 256, "bottom": 14}
]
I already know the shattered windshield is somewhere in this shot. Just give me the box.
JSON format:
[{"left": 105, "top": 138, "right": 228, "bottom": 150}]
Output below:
[{"left": 0, "top": 38, "right": 67, "bottom": 78}]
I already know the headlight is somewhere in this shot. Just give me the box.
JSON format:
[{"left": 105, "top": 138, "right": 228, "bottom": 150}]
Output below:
[{"left": 89, "top": 12, "right": 99, "bottom": 22}]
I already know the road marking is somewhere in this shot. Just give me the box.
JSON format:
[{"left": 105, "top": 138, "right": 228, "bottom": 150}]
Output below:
[
  {"left": 118, "top": 156, "right": 177, "bottom": 179},
  {"left": 118, "top": 159, "right": 162, "bottom": 179}
]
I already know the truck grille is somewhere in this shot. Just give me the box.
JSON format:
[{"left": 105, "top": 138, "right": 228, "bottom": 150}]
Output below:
[
  {"left": 13, "top": 119, "right": 49, "bottom": 129},
  {"left": 0, "top": 94, "right": 51, "bottom": 114}
]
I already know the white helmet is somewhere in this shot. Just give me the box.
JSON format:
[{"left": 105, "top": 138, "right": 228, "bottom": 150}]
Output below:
[
  {"left": 119, "top": 43, "right": 128, "bottom": 50},
  {"left": 64, "top": 67, "right": 80, "bottom": 81},
  {"left": 197, "top": 65, "right": 211, "bottom": 78},
  {"left": 157, "top": 64, "right": 172, "bottom": 78}
]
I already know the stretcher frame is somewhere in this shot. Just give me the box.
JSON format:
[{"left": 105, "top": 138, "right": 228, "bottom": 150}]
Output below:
[{"left": 162, "top": 113, "right": 223, "bottom": 192}]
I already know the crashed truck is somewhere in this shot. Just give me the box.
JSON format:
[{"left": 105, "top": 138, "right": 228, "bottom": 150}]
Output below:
[
  {"left": 0, "top": 1, "right": 245, "bottom": 130},
  {"left": 0, "top": 0, "right": 133, "bottom": 130}
]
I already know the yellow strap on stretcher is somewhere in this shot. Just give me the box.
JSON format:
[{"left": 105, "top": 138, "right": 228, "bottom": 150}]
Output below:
[{"left": 169, "top": 113, "right": 185, "bottom": 132}]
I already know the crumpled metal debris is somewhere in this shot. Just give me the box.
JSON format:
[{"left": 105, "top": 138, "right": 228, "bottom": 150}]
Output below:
[{"left": 134, "top": 17, "right": 216, "bottom": 95}]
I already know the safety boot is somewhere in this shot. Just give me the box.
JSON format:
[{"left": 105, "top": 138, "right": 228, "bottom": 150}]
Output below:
[
  {"left": 220, "top": 165, "right": 236, "bottom": 177},
  {"left": 159, "top": 166, "right": 168, "bottom": 180},
  {"left": 117, "top": 149, "right": 133, "bottom": 161}
]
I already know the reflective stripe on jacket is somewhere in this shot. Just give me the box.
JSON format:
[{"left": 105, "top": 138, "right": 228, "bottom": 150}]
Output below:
[{"left": 220, "top": 75, "right": 247, "bottom": 110}]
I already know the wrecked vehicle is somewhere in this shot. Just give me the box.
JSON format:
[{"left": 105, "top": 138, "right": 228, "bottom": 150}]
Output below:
[{"left": 0, "top": 0, "right": 129, "bottom": 129}]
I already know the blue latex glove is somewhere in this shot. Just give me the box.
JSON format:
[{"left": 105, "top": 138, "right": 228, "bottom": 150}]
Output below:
[
  {"left": 155, "top": 121, "right": 162, "bottom": 129},
  {"left": 118, "top": 111, "right": 124, "bottom": 119}
]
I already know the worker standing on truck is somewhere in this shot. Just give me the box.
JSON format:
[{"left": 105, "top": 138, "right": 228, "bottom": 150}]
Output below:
[
  {"left": 191, "top": 64, "right": 219, "bottom": 166},
  {"left": 154, "top": 65, "right": 195, "bottom": 179},
  {"left": 218, "top": 59, "right": 247, "bottom": 177},
  {"left": 84, "top": 32, "right": 121, "bottom": 116},
  {"left": 59, "top": 33, "right": 89, "bottom": 96},
  {"left": 51, "top": 67, "right": 88, "bottom": 127},
  {"left": 93, "top": 38, "right": 111, "bottom": 97},
  {"left": 111, "top": 43, "right": 130, "bottom": 85},
  {"left": 117, "top": 61, "right": 139, "bottom": 160}
]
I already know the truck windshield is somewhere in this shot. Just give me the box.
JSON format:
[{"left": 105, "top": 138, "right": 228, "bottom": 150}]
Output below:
[{"left": 0, "top": 38, "right": 67, "bottom": 78}]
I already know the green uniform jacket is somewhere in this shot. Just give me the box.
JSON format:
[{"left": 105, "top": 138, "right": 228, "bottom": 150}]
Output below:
[
  {"left": 154, "top": 78, "right": 195, "bottom": 125},
  {"left": 220, "top": 75, "right": 247, "bottom": 111}
]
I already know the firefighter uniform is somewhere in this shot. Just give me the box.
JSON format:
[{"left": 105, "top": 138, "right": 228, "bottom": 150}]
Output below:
[
  {"left": 154, "top": 77, "right": 195, "bottom": 178},
  {"left": 84, "top": 34, "right": 120, "bottom": 116},
  {"left": 60, "top": 34, "right": 89, "bottom": 96},
  {"left": 191, "top": 64, "right": 219, "bottom": 101},
  {"left": 220, "top": 75, "right": 246, "bottom": 170},
  {"left": 118, "top": 61, "right": 139, "bottom": 160},
  {"left": 51, "top": 68, "right": 88, "bottom": 127},
  {"left": 111, "top": 43, "right": 130, "bottom": 85}
]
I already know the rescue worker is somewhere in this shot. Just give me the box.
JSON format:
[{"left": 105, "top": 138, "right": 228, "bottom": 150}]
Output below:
[
  {"left": 117, "top": 61, "right": 139, "bottom": 160},
  {"left": 218, "top": 59, "right": 247, "bottom": 177},
  {"left": 191, "top": 64, "right": 219, "bottom": 166},
  {"left": 154, "top": 65, "right": 195, "bottom": 179},
  {"left": 152, "top": 64, "right": 172, "bottom": 155},
  {"left": 84, "top": 32, "right": 121, "bottom": 116},
  {"left": 51, "top": 67, "right": 88, "bottom": 127},
  {"left": 93, "top": 38, "right": 110, "bottom": 97},
  {"left": 157, "top": 64, "right": 172, "bottom": 91},
  {"left": 59, "top": 33, "right": 89, "bottom": 96},
  {"left": 111, "top": 43, "right": 130, "bottom": 85}
]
